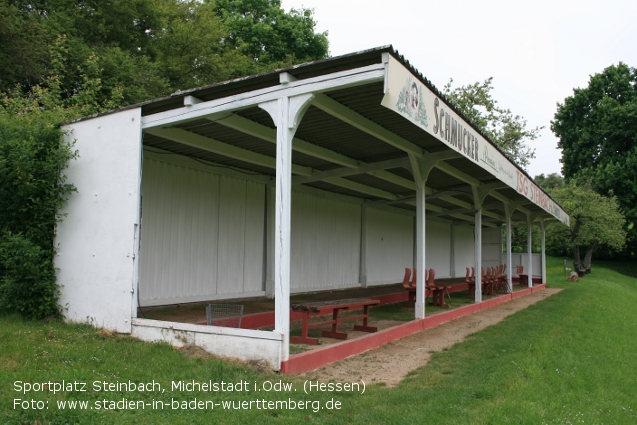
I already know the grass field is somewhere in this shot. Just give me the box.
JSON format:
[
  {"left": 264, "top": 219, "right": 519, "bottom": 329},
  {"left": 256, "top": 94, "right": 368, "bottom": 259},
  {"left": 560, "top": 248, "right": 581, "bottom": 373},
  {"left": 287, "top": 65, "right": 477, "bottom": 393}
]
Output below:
[{"left": 2, "top": 257, "right": 636, "bottom": 424}]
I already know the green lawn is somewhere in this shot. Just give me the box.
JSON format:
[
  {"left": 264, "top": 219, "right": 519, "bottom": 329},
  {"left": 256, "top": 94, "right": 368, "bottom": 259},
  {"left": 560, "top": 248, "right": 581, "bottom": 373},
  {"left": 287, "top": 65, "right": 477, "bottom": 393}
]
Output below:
[{"left": 2, "top": 257, "right": 636, "bottom": 424}]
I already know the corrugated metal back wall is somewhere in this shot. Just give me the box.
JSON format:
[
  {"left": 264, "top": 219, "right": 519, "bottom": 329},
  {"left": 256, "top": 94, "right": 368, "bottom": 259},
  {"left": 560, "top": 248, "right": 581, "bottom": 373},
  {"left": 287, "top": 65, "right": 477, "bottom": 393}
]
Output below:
[
  {"left": 454, "top": 225, "right": 477, "bottom": 277},
  {"left": 291, "top": 192, "right": 362, "bottom": 290},
  {"left": 138, "top": 155, "right": 482, "bottom": 306},
  {"left": 139, "top": 158, "right": 265, "bottom": 306},
  {"left": 366, "top": 208, "right": 413, "bottom": 285}
]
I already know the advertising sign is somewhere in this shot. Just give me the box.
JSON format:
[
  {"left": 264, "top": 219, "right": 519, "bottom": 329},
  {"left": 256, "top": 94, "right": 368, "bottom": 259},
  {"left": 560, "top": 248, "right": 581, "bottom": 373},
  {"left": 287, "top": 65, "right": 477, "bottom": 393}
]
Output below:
[{"left": 381, "top": 56, "right": 569, "bottom": 226}]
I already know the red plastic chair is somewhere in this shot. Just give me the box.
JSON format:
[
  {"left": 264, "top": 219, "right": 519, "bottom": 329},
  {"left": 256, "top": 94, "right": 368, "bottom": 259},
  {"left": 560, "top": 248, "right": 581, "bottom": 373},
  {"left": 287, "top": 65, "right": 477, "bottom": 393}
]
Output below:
[
  {"left": 466, "top": 267, "right": 476, "bottom": 298},
  {"left": 495, "top": 264, "right": 508, "bottom": 293},
  {"left": 481, "top": 267, "right": 495, "bottom": 296},
  {"left": 517, "top": 265, "right": 528, "bottom": 286},
  {"left": 401, "top": 268, "right": 415, "bottom": 308},
  {"left": 426, "top": 268, "right": 448, "bottom": 307}
]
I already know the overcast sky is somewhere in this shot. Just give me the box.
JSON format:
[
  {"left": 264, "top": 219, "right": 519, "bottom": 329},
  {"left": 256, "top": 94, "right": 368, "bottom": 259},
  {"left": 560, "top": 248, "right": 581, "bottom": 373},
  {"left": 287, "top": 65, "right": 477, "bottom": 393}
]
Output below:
[{"left": 282, "top": 0, "right": 637, "bottom": 178}]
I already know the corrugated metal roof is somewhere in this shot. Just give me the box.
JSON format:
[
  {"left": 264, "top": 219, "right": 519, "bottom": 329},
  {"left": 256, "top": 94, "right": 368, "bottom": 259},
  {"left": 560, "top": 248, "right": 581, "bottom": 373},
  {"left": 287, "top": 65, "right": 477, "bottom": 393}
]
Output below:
[{"left": 138, "top": 45, "right": 566, "bottom": 227}]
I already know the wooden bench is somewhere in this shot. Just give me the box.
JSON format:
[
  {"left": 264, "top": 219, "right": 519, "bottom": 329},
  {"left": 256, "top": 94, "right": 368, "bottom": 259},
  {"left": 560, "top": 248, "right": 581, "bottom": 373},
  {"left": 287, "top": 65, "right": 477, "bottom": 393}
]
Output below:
[{"left": 290, "top": 298, "right": 380, "bottom": 345}]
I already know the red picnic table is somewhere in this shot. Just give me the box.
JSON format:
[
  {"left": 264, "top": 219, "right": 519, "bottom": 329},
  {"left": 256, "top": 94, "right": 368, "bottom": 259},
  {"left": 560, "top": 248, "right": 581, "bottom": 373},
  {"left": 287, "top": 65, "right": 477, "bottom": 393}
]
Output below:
[{"left": 290, "top": 298, "right": 380, "bottom": 345}]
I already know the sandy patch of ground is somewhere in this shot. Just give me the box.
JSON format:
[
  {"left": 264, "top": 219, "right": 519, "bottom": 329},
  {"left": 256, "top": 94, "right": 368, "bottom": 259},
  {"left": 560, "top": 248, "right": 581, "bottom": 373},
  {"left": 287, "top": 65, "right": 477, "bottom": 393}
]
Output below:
[{"left": 301, "top": 287, "right": 561, "bottom": 387}]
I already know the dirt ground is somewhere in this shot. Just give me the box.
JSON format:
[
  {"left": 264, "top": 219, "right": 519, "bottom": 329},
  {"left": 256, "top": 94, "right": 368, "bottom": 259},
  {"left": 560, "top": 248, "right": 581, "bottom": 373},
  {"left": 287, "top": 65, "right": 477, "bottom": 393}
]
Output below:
[
  {"left": 145, "top": 283, "right": 560, "bottom": 387},
  {"left": 301, "top": 287, "right": 561, "bottom": 387}
]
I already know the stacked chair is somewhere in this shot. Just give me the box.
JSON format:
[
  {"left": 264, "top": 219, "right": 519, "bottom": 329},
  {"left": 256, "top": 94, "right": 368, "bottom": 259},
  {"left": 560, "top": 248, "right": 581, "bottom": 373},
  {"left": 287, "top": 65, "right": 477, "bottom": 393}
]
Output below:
[
  {"left": 465, "top": 267, "right": 476, "bottom": 298},
  {"left": 401, "top": 268, "right": 448, "bottom": 308}
]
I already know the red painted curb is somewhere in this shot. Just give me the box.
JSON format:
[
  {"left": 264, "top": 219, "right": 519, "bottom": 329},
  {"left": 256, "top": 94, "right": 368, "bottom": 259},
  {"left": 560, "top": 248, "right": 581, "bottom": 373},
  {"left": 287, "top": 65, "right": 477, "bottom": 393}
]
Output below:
[
  {"left": 280, "top": 287, "right": 549, "bottom": 375},
  {"left": 511, "top": 287, "right": 533, "bottom": 299}
]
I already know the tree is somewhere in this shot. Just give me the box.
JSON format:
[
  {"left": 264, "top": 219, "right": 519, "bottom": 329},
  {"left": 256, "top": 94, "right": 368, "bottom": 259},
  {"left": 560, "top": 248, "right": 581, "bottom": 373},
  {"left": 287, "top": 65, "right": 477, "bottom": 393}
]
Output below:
[
  {"left": 213, "top": 0, "right": 329, "bottom": 67},
  {"left": 534, "top": 172, "right": 565, "bottom": 191},
  {"left": 552, "top": 63, "right": 637, "bottom": 258},
  {"left": 0, "top": 1, "right": 49, "bottom": 92},
  {"left": 505, "top": 172, "right": 568, "bottom": 255},
  {"left": 444, "top": 78, "right": 541, "bottom": 170},
  {"left": 0, "top": 0, "right": 330, "bottom": 106},
  {"left": 534, "top": 173, "right": 568, "bottom": 257},
  {"left": 0, "top": 0, "right": 164, "bottom": 100},
  {"left": 150, "top": 0, "right": 253, "bottom": 91},
  {"left": 547, "top": 181, "right": 626, "bottom": 274},
  {"left": 0, "top": 0, "right": 330, "bottom": 318}
]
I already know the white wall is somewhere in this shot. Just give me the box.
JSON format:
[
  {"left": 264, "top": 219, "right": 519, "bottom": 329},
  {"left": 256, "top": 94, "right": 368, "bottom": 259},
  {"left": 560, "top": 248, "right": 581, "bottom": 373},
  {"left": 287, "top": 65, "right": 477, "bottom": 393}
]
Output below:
[
  {"left": 137, "top": 150, "right": 496, "bottom": 302},
  {"left": 453, "top": 225, "right": 476, "bottom": 277},
  {"left": 290, "top": 191, "right": 362, "bottom": 291},
  {"left": 139, "top": 155, "right": 266, "bottom": 306},
  {"left": 365, "top": 208, "right": 414, "bottom": 285},
  {"left": 56, "top": 109, "right": 142, "bottom": 333},
  {"left": 425, "top": 219, "right": 452, "bottom": 278},
  {"left": 482, "top": 227, "right": 503, "bottom": 268},
  {"left": 508, "top": 253, "right": 543, "bottom": 278},
  {"left": 132, "top": 318, "right": 282, "bottom": 370}
]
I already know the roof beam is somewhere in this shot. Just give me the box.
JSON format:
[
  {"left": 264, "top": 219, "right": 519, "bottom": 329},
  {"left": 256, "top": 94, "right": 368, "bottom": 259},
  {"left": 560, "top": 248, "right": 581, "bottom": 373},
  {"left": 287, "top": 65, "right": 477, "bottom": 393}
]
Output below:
[
  {"left": 218, "top": 114, "right": 416, "bottom": 190},
  {"left": 142, "top": 64, "right": 385, "bottom": 129},
  {"left": 322, "top": 177, "right": 399, "bottom": 200},
  {"left": 292, "top": 157, "right": 410, "bottom": 185},
  {"left": 217, "top": 114, "right": 360, "bottom": 168},
  {"left": 426, "top": 150, "right": 463, "bottom": 162},
  {"left": 434, "top": 161, "right": 482, "bottom": 187},
  {"left": 368, "top": 169, "right": 416, "bottom": 190},
  {"left": 481, "top": 181, "right": 509, "bottom": 191},
  {"left": 426, "top": 190, "right": 466, "bottom": 200},
  {"left": 312, "top": 93, "right": 424, "bottom": 157},
  {"left": 402, "top": 200, "right": 497, "bottom": 227},
  {"left": 147, "top": 127, "right": 407, "bottom": 202},
  {"left": 144, "top": 127, "right": 314, "bottom": 176},
  {"left": 436, "top": 196, "right": 505, "bottom": 221},
  {"left": 428, "top": 206, "right": 474, "bottom": 218}
]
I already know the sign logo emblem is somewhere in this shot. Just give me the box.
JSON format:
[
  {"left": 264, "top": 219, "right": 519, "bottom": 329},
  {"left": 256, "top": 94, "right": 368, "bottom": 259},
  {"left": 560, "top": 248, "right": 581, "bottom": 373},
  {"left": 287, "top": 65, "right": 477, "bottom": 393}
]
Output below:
[{"left": 395, "top": 77, "right": 428, "bottom": 127}]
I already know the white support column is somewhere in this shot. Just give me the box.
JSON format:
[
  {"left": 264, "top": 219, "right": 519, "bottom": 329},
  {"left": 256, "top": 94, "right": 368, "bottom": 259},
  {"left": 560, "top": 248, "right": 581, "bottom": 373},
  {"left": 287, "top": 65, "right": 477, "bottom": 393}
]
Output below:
[
  {"left": 359, "top": 205, "right": 368, "bottom": 288},
  {"left": 474, "top": 207, "right": 483, "bottom": 303},
  {"left": 408, "top": 155, "right": 435, "bottom": 320},
  {"left": 260, "top": 92, "right": 314, "bottom": 363},
  {"left": 526, "top": 213, "right": 533, "bottom": 288},
  {"left": 541, "top": 220, "right": 547, "bottom": 284},
  {"left": 264, "top": 184, "right": 275, "bottom": 298},
  {"left": 450, "top": 224, "right": 456, "bottom": 278},
  {"left": 412, "top": 216, "right": 417, "bottom": 269},
  {"left": 414, "top": 176, "right": 426, "bottom": 319},
  {"left": 504, "top": 204, "right": 513, "bottom": 293},
  {"left": 472, "top": 186, "right": 485, "bottom": 303}
]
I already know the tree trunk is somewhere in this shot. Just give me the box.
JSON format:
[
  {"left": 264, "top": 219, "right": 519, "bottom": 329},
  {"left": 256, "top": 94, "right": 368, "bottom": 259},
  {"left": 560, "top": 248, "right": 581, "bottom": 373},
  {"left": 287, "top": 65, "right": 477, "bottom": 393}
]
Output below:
[
  {"left": 572, "top": 219, "right": 585, "bottom": 276},
  {"left": 573, "top": 242, "right": 586, "bottom": 276},
  {"left": 582, "top": 243, "right": 598, "bottom": 274}
]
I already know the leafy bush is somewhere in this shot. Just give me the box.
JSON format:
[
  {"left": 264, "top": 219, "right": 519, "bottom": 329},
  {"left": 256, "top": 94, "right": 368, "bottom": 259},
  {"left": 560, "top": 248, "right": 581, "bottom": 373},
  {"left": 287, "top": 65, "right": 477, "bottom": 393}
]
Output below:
[
  {"left": 0, "top": 81, "right": 77, "bottom": 319},
  {"left": 0, "top": 233, "right": 59, "bottom": 318}
]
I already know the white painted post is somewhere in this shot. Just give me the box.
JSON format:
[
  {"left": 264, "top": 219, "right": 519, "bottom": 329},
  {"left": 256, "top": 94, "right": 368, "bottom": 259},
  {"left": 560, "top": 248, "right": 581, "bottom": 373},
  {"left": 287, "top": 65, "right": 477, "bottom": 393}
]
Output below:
[
  {"left": 527, "top": 214, "right": 533, "bottom": 288},
  {"left": 472, "top": 186, "right": 484, "bottom": 303},
  {"left": 264, "top": 185, "right": 275, "bottom": 298},
  {"left": 359, "top": 206, "right": 368, "bottom": 288},
  {"left": 259, "top": 92, "right": 313, "bottom": 363},
  {"left": 474, "top": 207, "right": 483, "bottom": 303},
  {"left": 450, "top": 224, "right": 456, "bottom": 278},
  {"left": 408, "top": 155, "right": 433, "bottom": 320},
  {"left": 505, "top": 205, "right": 513, "bottom": 293},
  {"left": 541, "top": 220, "right": 546, "bottom": 284},
  {"left": 414, "top": 176, "right": 426, "bottom": 319}
]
